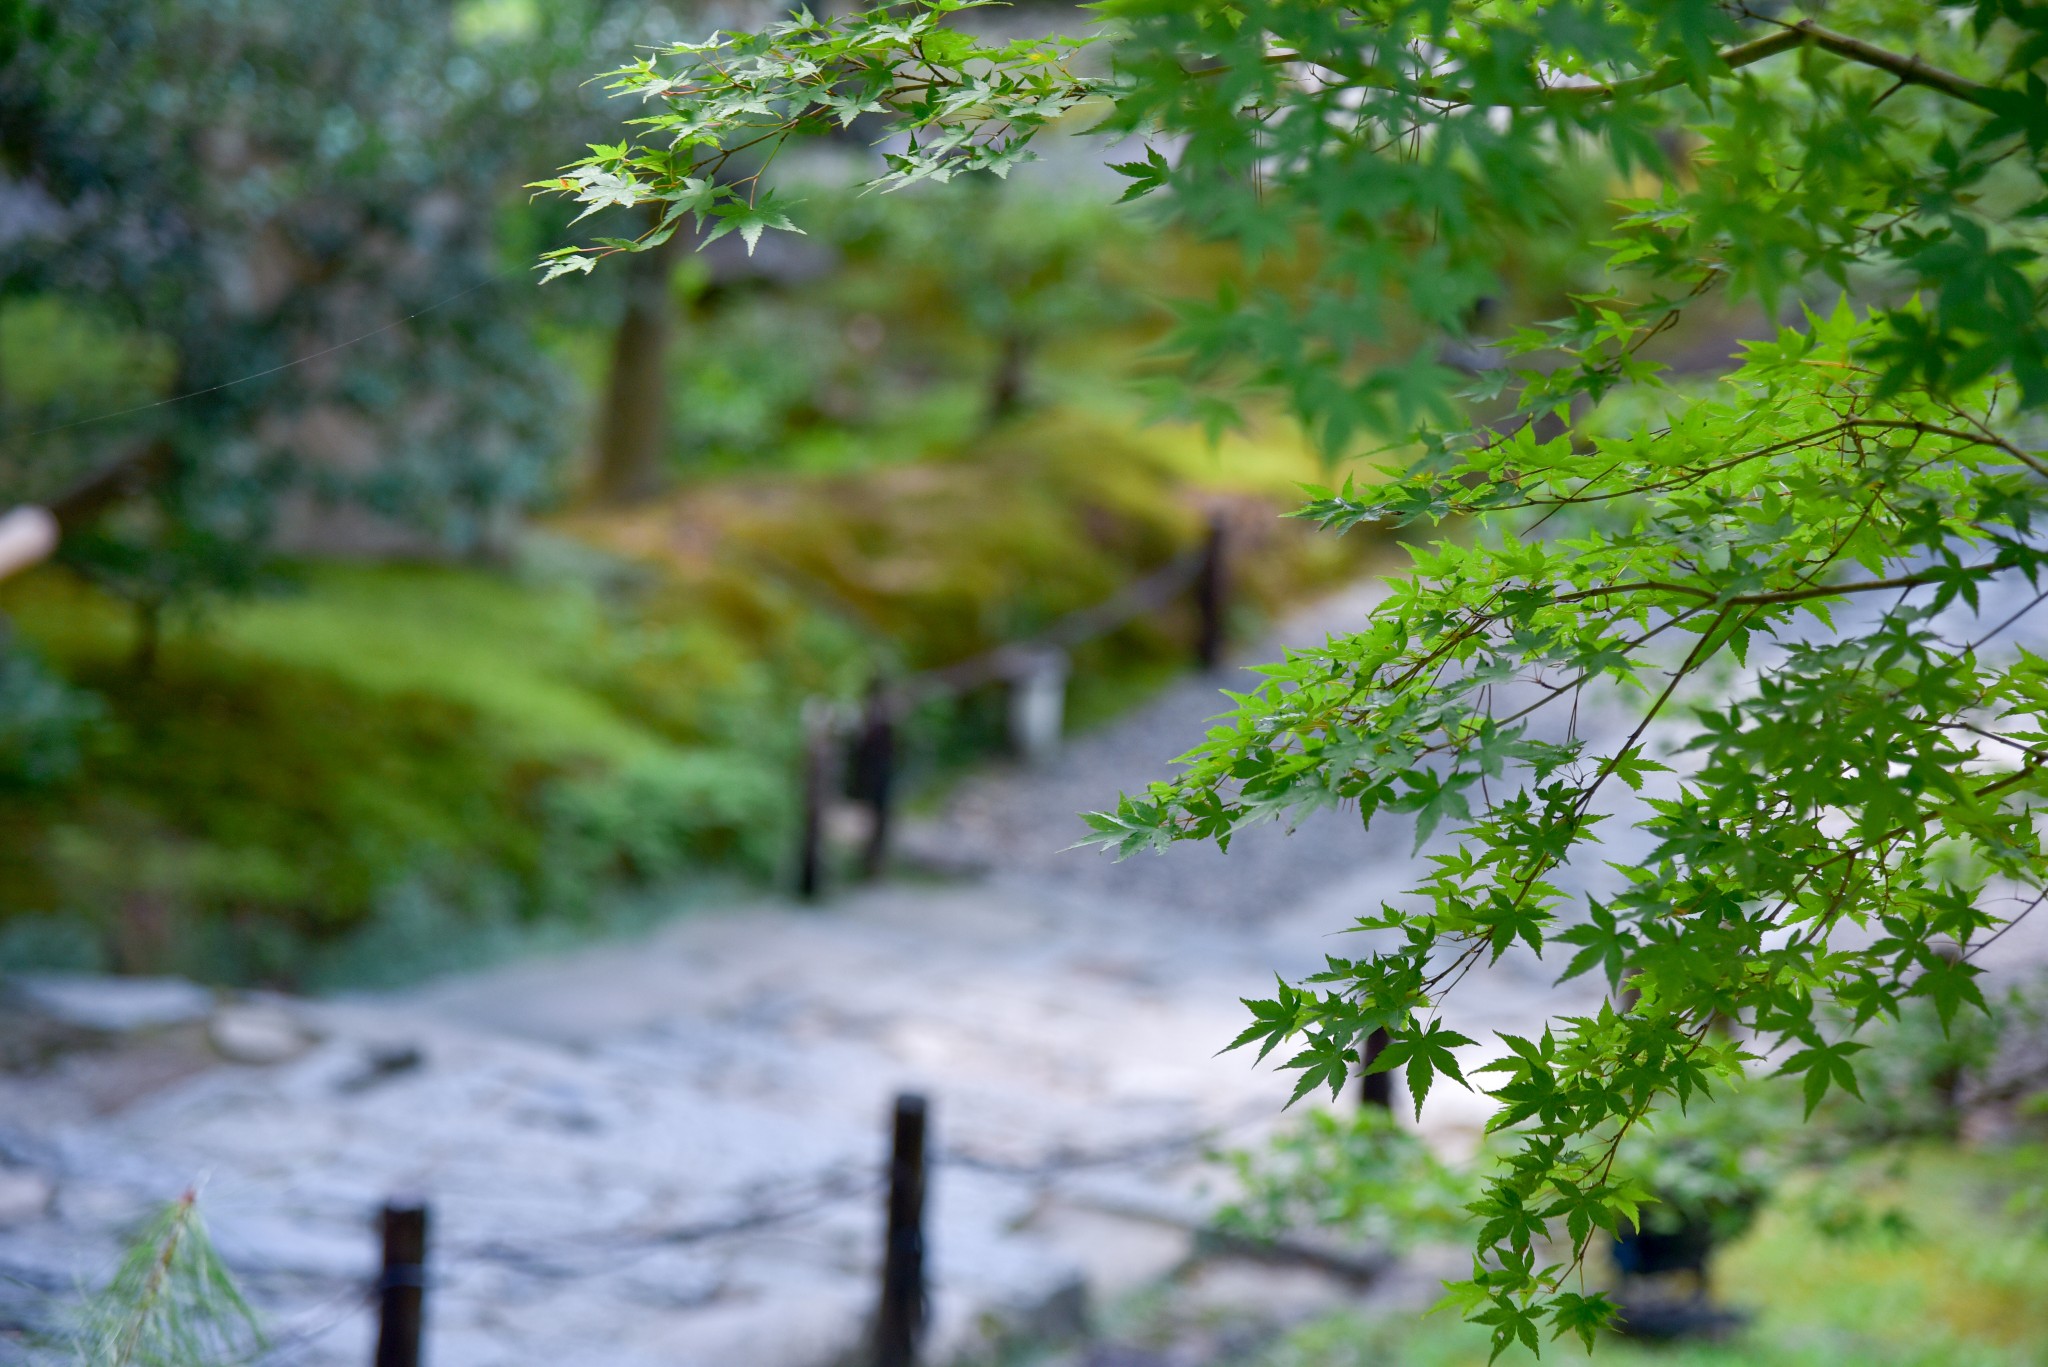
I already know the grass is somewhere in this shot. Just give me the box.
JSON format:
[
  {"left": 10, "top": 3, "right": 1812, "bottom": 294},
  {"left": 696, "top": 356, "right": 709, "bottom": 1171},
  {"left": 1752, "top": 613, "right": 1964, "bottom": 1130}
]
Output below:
[{"left": 1247, "top": 1145, "right": 2048, "bottom": 1367}]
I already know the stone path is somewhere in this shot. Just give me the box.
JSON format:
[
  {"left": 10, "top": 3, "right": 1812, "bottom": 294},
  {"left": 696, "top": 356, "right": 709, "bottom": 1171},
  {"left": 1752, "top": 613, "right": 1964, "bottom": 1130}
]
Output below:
[
  {"left": 3, "top": 573, "right": 2046, "bottom": 1367},
  {"left": 0, "top": 578, "right": 1490, "bottom": 1367}
]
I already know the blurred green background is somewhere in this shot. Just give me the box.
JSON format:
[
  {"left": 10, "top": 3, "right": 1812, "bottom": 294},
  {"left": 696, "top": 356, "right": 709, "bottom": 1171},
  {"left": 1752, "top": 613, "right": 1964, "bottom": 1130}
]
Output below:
[
  {"left": 2, "top": 6, "right": 2045, "bottom": 1367},
  {"left": 0, "top": 0, "right": 1396, "bottom": 987}
]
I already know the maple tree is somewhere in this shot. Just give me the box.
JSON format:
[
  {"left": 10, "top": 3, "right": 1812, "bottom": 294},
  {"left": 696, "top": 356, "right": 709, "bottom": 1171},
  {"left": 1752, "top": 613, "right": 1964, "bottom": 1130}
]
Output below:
[{"left": 542, "top": 0, "right": 2048, "bottom": 1352}]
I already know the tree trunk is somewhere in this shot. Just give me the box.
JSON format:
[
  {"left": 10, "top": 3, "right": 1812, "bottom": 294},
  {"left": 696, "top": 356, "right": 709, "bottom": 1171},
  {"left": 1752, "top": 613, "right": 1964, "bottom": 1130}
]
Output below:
[
  {"left": 591, "top": 241, "right": 679, "bottom": 503},
  {"left": 132, "top": 594, "right": 162, "bottom": 678},
  {"left": 984, "top": 329, "right": 1029, "bottom": 427}
]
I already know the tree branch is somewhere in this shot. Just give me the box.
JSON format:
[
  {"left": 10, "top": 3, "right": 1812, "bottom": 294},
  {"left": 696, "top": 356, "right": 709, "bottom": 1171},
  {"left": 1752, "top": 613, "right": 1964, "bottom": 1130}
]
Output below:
[
  {"left": 1766, "top": 20, "right": 2001, "bottom": 113},
  {"left": 1260, "top": 19, "right": 1997, "bottom": 114},
  {"left": 46, "top": 438, "right": 169, "bottom": 532},
  {"left": 1560, "top": 568, "right": 1963, "bottom": 608}
]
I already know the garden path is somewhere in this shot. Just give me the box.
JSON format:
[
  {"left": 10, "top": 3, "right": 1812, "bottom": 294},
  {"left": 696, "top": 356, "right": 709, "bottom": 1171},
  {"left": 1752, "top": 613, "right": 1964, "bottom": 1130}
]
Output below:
[{"left": 3, "top": 574, "right": 2045, "bottom": 1367}]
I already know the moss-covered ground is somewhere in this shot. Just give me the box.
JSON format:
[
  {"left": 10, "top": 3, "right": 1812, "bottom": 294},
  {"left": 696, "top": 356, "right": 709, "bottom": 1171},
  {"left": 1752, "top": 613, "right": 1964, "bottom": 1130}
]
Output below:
[
  {"left": 0, "top": 404, "right": 1358, "bottom": 987},
  {"left": 1246, "top": 1145, "right": 2048, "bottom": 1367}
]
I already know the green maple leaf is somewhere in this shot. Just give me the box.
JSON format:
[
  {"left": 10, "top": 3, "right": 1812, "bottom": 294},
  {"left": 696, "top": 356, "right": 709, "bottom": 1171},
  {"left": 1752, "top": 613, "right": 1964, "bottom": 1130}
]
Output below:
[
  {"left": 1395, "top": 768, "right": 1474, "bottom": 849},
  {"left": 1477, "top": 896, "right": 1549, "bottom": 961},
  {"left": 1280, "top": 1033, "right": 1356, "bottom": 1105},
  {"left": 919, "top": 28, "right": 978, "bottom": 67},
  {"left": 1475, "top": 1293, "right": 1543, "bottom": 1362},
  {"left": 1224, "top": 980, "right": 1305, "bottom": 1063},
  {"left": 1371, "top": 1018, "right": 1475, "bottom": 1118},
  {"left": 1549, "top": 1291, "right": 1618, "bottom": 1351},
  {"left": 1557, "top": 901, "right": 1632, "bottom": 986},
  {"left": 1907, "top": 951, "right": 1988, "bottom": 1030},
  {"left": 1605, "top": 744, "right": 1671, "bottom": 792},
  {"left": 1780, "top": 1038, "right": 1868, "bottom": 1117},
  {"left": 1110, "top": 145, "right": 1173, "bottom": 202},
  {"left": 703, "top": 195, "right": 806, "bottom": 255}
]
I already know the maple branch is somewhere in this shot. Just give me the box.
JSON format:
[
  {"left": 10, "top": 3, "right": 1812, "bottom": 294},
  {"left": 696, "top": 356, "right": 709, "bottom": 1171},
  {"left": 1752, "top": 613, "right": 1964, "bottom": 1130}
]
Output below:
[
  {"left": 1253, "top": 19, "right": 1997, "bottom": 114},
  {"left": 1558, "top": 567, "right": 1980, "bottom": 608}
]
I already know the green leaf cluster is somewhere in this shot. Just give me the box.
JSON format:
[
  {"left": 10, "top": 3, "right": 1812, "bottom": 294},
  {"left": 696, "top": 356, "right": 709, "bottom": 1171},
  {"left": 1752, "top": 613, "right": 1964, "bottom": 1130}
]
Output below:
[
  {"left": 532, "top": 0, "right": 1106, "bottom": 276},
  {"left": 550, "top": 0, "right": 2048, "bottom": 1353}
]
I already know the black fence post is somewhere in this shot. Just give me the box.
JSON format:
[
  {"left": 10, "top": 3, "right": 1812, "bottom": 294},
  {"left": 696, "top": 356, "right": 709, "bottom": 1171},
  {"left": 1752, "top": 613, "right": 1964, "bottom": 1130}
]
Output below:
[
  {"left": 1195, "top": 513, "right": 1229, "bottom": 672},
  {"left": 1359, "top": 1028, "right": 1393, "bottom": 1111},
  {"left": 797, "top": 701, "right": 833, "bottom": 900},
  {"left": 852, "top": 682, "right": 897, "bottom": 883},
  {"left": 875, "top": 1093, "right": 928, "bottom": 1367},
  {"left": 373, "top": 1199, "right": 428, "bottom": 1367}
]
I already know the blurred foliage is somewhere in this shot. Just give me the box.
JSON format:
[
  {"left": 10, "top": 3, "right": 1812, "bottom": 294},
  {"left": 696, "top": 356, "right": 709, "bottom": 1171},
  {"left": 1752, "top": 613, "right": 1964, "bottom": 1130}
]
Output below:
[
  {"left": 1211, "top": 1011, "right": 2048, "bottom": 1366},
  {"left": 0, "top": 0, "right": 670, "bottom": 613},
  {"left": 1219, "top": 1106, "right": 1478, "bottom": 1253},
  {"left": 0, "top": 404, "right": 1362, "bottom": 984},
  {"left": 0, "top": 299, "right": 176, "bottom": 418},
  {"left": 1225, "top": 985, "right": 2036, "bottom": 1265},
  {"left": 655, "top": 183, "right": 1154, "bottom": 471},
  {"left": 0, "top": 632, "right": 100, "bottom": 790},
  {"left": 1241, "top": 1143, "right": 2048, "bottom": 1367},
  {"left": 0, "top": 563, "right": 805, "bottom": 983},
  {"left": 0, "top": 4, "right": 1415, "bottom": 987}
]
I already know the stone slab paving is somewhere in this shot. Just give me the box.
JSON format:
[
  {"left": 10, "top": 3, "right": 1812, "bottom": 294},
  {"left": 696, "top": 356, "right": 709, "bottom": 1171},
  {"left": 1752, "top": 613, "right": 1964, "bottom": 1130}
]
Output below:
[
  {"left": 2, "top": 575, "right": 2045, "bottom": 1367},
  {"left": 0, "top": 877, "right": 1401, "bottom": 1367}
]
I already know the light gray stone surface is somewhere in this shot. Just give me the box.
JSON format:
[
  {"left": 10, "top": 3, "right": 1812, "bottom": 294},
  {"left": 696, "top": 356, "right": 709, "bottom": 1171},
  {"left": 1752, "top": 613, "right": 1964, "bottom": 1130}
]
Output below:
[
  {"left": 0, "top": 880, "right": 1340, "bottom": 1366},
  {"left": 5, "top": 975, "right": 214, "bottom": 1034},
  {"left": 208, "top": 1002, "right": 318, "bottom": 1066},
  {"left": 0, "top": 1172, "right": 51, "bottom": 1230}
]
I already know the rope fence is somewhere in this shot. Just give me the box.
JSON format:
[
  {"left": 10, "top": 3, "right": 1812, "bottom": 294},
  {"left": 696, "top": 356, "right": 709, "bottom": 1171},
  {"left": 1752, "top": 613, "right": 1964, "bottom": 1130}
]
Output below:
[
  {"left": 209, "top": 1095, "right": 936, "bottom": 1367},
  {"left": 797, "top": 512, "right": 1231, "bottom": 898}
]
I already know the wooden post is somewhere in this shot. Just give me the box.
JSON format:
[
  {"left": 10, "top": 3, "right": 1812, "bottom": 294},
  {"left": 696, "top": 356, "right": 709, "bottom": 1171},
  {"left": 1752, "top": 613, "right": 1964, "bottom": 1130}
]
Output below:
[
  {"left": 1004, "top": 646, "right": 1069, "bottom": 765},
  {"left": 1360, "top": 1028, "right": 1393, "bottom": 1111},
  {"left": 797, "top": 700, "right": 834, "bottom": 901},
  {"left": 852, "top": 683, "right": 898, "bottom": 883},
  {"left": 790, "top": 700, "right": 839, "bottom": 901},
  {"left": 1195, "top": 513, "right": 1229, "bottom": 672},
  {"left": 373, "top": 1200, "right": 428, "bottom": 1367},
  {"left": 875, "top": 1093, "right": 928, "bottom": 1367}
]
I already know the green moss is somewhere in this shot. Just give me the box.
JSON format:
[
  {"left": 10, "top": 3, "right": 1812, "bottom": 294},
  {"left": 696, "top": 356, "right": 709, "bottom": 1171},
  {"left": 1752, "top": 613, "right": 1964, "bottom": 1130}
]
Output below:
[
  {"left": 0, "top": 389, "right": 1373, "bottom": 987},
  {"left": 0, "top": 562, "right": 797, "bottom": 984},
  {"left": 1711, "top": 1151, "right": 2048, "bottom": 1363},
  {"left": 570, "top": 404, "right": 1370, "bottom": 789},
  {"left": 211, "top": 565, "right": 659, "bottom": 763},
  {"left": 13, "top": 647, "right": 543, "bottom": 959},
  {"left": 631, "top": 410, "right": 1350, "bottom": 666}
]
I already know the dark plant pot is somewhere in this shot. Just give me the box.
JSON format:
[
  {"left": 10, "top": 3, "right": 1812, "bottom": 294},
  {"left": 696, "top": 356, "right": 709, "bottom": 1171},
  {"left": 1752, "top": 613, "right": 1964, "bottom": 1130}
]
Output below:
[
  {"left": 1611, "top": 1298, "right": 1748, "bottom": 1342},
  {"left": 1610, "top": 1210, "right": 1750, "bottom": 1341},
  {"left": 1611, "top": 1216, "right": 1714, "bottom": 1278}
]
